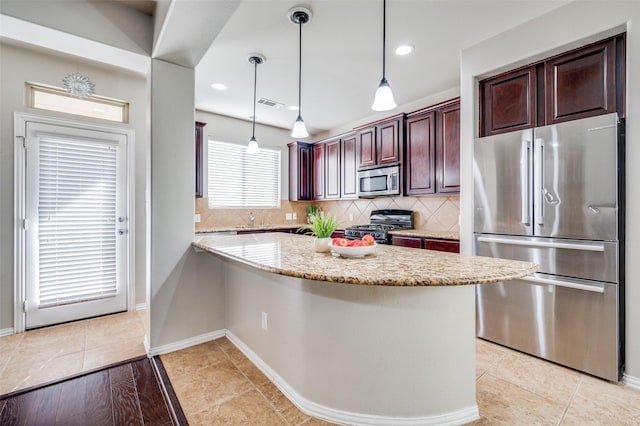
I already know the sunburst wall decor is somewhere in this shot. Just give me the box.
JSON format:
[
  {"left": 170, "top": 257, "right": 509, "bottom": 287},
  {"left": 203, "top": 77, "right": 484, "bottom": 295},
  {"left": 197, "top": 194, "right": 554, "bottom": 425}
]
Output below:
[{"left": 62, "top": 72, "right": 95, "bottom": 98}]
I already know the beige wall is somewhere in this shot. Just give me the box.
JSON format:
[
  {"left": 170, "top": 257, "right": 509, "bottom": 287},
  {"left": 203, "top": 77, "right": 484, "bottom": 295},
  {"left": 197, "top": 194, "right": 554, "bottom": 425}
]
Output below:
[
  {"left": 0, "top": 42, "right": 148, "bottom": 331},
  {"left": 459, "top": 2, "right": 640, "bottom": 382}
]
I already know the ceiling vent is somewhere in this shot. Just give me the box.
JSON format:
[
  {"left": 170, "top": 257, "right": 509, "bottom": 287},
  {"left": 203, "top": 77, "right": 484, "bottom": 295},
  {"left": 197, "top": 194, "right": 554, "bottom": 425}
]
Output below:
[{"left": 257, "top": 97, "right": 285, "bottom": 109}]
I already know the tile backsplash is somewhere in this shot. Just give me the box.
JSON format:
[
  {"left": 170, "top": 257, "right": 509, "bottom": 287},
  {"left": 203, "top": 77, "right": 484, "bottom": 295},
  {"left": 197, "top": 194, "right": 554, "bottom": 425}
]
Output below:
[{"left": 195, "top": 195, "right": 460, "bottom": 233}]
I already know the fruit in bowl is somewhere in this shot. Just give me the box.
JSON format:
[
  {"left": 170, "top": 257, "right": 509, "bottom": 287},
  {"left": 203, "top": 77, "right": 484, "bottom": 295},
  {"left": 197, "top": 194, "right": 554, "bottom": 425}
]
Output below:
[{"left": 329, "top": 235, "right": 376, "bottom": 258}]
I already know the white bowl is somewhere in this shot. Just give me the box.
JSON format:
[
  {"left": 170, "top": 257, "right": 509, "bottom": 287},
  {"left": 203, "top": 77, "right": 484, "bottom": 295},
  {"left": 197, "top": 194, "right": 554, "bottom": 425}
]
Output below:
[{"left": 328, "top": 242, "right": 376, "bottom": 258}]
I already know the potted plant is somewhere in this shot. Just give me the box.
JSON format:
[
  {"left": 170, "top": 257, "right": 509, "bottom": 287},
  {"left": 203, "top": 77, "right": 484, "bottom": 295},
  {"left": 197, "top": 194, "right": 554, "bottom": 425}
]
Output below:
[{"left": 300, "top": 211, "right": 340, "bottom": 253}]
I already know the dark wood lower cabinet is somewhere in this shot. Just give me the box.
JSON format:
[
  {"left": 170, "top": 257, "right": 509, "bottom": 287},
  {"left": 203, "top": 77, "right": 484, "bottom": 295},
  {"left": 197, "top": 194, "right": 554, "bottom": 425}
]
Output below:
[{"left": 391, "top": 235, "right": 460, "bottom": 253}]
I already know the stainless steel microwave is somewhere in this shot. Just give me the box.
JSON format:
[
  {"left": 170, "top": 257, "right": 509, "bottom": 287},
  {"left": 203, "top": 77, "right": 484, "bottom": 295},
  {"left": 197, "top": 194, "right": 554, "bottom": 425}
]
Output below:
[{"left": 357, "top": 164, "right": 400, "bottom": 197}]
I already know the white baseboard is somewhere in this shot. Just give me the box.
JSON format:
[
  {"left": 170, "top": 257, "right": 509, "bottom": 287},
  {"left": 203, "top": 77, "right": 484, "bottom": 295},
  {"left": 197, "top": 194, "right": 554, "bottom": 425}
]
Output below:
[
  {"left": 623, "top": 373, "right": 640, "bottom": 390},
  {"left": 147, "top": 329, "right": 225, "bottom": 357},
  {"left": 135, "top": 303, "right": 148, "bottom": 311},
  {"left": 226, "top": 331, "right": 480, "bottom": 426},
  {"left": 0, "top": 327, "right": 15, "bottom": 337}
]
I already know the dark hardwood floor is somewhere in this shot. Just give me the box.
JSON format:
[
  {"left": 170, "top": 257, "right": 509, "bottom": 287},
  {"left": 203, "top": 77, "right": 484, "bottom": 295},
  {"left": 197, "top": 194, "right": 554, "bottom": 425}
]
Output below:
[{"left": 0, "top": 357, "right": 186, "bottom": 426}]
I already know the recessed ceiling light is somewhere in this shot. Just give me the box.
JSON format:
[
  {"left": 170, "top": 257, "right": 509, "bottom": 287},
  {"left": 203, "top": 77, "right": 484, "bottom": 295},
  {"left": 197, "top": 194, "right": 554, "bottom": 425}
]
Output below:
[
  {"left": 211, "top": 83, "right": 227, "bottom": 91},
  {"left": 395, "top": 45, "right": 414, "bottom": 56},
  {"left": 288, "top": 105, "right": 299, "bottom": 111}
]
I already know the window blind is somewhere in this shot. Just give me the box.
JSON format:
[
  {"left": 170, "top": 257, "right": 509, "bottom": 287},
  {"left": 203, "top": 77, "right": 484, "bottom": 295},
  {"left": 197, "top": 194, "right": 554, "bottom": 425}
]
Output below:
[
  {"left": 37, "top": 137, "right": 118, "bottom": 307},
  {"left": 208, "top": 140, "right": 281, "bottom": 208}
]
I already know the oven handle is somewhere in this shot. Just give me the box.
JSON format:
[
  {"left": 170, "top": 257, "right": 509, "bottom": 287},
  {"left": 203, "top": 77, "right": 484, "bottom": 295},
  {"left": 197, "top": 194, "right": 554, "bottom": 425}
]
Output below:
[
  {"left": 521, "top": 275, "right": 605, "bottom": 293},
  {"left": 476, "top": 236, "right": 605, "bottom": 252}
]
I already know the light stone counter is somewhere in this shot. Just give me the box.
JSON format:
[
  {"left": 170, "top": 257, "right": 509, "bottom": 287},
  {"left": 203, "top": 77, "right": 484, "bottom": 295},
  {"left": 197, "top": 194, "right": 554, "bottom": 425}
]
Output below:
[
  {"left": 389, "top": 228, "right": 461, "bottom": 240},
  {"left": 195, "top": 223, "right": 308, "bottom": 233},
  {"left": 193, "top": 232, "right": 536, "bottom": 286}
]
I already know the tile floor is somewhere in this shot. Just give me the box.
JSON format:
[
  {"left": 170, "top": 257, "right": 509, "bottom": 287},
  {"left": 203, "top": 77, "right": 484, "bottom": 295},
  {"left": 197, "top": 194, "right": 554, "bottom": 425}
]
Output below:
[
  {"left": 0, "top": 310, "right": 146, "bottom": 395},
  {"left": 161, "top": 336, "right": 640, "bottom": 426}
]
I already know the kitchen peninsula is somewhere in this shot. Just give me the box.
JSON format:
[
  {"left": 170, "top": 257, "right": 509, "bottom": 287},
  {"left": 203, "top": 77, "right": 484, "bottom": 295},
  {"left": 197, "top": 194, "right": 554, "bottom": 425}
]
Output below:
[{"left": 193, "top": 233, "right": 536, "bottom": 425}]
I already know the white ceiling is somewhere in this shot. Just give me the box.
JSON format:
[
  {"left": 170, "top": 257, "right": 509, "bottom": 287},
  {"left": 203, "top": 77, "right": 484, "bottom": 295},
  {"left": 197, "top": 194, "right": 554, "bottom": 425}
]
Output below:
[{"left": 195, "top": 0, "right": 569, "bottom": 136}]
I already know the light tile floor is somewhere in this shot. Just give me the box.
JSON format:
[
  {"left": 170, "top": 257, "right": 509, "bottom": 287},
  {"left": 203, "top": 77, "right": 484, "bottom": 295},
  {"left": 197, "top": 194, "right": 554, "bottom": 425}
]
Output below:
[
  {"left": 162, "top": 337, "right": 640, "bottom": 426},
  {"left": 0, "top": 310, "right": 146, "bottom": 395}
]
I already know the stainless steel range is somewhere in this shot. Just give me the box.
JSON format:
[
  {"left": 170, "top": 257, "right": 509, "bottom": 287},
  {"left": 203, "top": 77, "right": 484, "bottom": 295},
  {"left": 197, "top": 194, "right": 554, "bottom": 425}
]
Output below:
[{"left": 344, "top": 209, "right": 414, "bottom": 244}]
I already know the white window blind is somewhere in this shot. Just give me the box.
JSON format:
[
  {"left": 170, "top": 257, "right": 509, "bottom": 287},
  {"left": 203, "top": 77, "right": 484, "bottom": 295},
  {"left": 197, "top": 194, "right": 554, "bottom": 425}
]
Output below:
[
  {"left": 37, "top": 137, "right": 118, "bottom": 307},
  {"left": 208, "top": 140, "right": 281, "bottom": 208}
]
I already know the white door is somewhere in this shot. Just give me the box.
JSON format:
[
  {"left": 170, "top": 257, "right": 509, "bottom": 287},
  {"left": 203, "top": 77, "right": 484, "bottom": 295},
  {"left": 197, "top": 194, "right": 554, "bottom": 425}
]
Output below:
[{"left": 24, "top": 122, "right": 128, "bottom": 329}]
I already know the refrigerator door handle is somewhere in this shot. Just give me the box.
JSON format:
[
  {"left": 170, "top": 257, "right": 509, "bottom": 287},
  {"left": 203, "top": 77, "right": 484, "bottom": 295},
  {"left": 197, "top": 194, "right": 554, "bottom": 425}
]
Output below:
[
  {"left": 535, "top": 138, "right": 545, "bottom": 225},
  {"left": 521, "top": 139, "right": 532, "bottom": 225},
  {"left": 521, "top": 275, "right": 605, "bottom": 294},
  {"left": 476, "top": 236, "right": 605, "bottom": 252}
]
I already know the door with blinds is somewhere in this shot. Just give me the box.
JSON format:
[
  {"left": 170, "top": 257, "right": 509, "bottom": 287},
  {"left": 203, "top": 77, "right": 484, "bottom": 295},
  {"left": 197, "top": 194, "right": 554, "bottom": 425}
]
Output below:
[{"left": 24, "top": 122, "right": 128, "bottom": 329}]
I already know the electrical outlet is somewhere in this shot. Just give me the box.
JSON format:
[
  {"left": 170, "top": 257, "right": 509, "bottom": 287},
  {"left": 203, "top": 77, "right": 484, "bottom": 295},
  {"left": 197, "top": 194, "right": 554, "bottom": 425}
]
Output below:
[
  {"left": 292, "top": 212, "right": 297, "bottom": 220},
  {"left": 261, "top": 312, "right": 268, "bottom": 331},
  {"left": 194, "top": 214, "right": 201, "bottom": 223},
  {"left": 286, "top": 213, "right": 293, "bottom": 220},
  {"left": 349, "top": 213, "right": 353, "bottom": 221}
]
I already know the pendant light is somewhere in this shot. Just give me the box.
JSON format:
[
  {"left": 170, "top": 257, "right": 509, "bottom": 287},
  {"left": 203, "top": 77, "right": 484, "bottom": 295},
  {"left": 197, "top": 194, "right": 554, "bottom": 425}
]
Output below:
[
  {"left": 371, "top": 0, "right": 397, "bottom": 111},
  {"left": 288, "top": 7, "right": 312, "bottom": 139},
  {"left": 247, "top": 54, "right": 265, "bottom": 154}
]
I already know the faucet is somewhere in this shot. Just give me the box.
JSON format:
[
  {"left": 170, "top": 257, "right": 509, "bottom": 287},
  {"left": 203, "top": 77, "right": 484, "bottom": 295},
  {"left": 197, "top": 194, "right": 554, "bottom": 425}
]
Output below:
[{"left": 249, "top": 212, "right": 255, "bottom": 227}]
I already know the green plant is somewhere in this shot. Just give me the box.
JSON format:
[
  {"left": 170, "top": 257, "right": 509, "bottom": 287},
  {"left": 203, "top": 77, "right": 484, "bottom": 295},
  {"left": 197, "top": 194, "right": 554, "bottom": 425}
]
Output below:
[{"left": 299, "top": 212, "right": 340, "bottom": 238}]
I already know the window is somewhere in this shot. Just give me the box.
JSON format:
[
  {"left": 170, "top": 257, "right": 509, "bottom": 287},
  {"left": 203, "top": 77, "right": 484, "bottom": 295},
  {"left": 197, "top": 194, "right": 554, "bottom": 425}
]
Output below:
[
  {"left": 28, "top": 83, "right": 129, "bottom": 123},
  {"left": 207, "top": 140, "right": 281, "bottom": 208}
]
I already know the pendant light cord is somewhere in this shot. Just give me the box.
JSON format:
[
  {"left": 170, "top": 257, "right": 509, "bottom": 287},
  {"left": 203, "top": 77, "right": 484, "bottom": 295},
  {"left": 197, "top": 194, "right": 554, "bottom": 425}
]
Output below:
[
  {"left": 382, "top": 0, "right": 386, "bottom": 79},
  {"left": 298, "top": 19, "right": 303, "bottom": 115},
  {"left": 252, "top": 60, "right": 257, "bottom": 138}
]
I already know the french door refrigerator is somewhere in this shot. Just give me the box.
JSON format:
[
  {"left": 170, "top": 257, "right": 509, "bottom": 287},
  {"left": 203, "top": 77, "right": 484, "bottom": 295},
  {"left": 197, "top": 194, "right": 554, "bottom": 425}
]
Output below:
[{"left": 473, "top": 113, "right": 624, "bottom": 381}]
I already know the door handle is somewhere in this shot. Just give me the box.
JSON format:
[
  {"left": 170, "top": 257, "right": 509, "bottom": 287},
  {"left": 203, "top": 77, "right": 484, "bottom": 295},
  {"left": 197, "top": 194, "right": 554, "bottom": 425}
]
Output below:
[
  {"left": 521, "top": 140, "right": 532, "bottom": 225},
  {"left": 521, "top": 275, "right": 605, "bottom": 293},
  {"left": 535, "top": 138, "right": 545, "bottom": 225},
  {"left": 476, "top": 236, "right": 605, "bottom": 252}
]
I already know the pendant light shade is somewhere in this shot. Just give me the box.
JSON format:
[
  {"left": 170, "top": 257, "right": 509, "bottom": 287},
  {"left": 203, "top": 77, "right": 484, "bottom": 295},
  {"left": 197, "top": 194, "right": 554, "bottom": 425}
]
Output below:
[
  {"left": 247, "top": 54, "right": 265, "bottom": 154},
  {"left": 371, "top": 0, "right": 396, "bottom": 111},
  {"left": 288, "top": 7, "right": 312, "bottom": 139}
]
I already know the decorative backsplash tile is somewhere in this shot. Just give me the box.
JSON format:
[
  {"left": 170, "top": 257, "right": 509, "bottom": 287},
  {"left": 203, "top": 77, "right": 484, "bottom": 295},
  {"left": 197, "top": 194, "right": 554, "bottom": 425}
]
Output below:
[{"left": 195, "top": 195, "right": 460, "bottom": 233}]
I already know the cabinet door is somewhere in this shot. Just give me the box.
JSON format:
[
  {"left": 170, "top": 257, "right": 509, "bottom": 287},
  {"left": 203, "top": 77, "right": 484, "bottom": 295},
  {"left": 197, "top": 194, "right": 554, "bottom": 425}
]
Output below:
[
  {"left": 423, "top": 239, "right": 460, "bottom": 253},
  {"left": 312, "top": 143, "right": 325, "bottom": 200},
  {"left": 288, "top": 141, "right": 312, "bottom": 201},
  {"left": 341, "top": 133, "right": 358, "bottom": 199},
  {"left": 436, "top": 103, "right": 460, "bottom": 193},
  {"left": 357, "top": 127, "right": 376, "bottom": 168},
  {"left": 376, "top": 119, "right": 400, "bottom": 164},
  {"left": 545, "top": 39, "right": 616, "bottom": 125},
  {"left": 391, "top": 236, "right": 423, "bottom": 248},
  {"left": 325, "top": 138, "right": 341, "bottom": 199},
  {"left": 405, "top": 111, "right": 436, "bottom": 195},
  {"left": 481, "top": 65, "right": 537, "bottom": 136}
]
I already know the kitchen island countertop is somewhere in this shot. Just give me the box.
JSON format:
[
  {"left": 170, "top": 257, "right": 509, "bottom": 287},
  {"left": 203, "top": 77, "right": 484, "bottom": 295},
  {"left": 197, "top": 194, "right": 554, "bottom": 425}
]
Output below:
[{"left": 193, "top": 232, "right": 536, "bottom": 286}]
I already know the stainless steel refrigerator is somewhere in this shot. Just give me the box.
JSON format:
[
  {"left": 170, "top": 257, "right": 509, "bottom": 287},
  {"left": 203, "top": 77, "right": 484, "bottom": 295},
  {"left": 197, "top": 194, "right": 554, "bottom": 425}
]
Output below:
[{"left": 473, "top": 113, "right": 625, "bottom": 381}]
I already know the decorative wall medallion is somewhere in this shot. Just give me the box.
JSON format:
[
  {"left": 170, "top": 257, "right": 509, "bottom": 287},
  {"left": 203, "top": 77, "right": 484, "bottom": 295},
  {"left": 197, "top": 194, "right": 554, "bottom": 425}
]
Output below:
[{"left": 62, "top": 72, "right": 95, "bottom": 98}]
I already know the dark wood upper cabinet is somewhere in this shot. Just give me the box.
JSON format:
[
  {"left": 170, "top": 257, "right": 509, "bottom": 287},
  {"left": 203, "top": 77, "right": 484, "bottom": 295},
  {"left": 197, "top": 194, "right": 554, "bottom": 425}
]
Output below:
[
  {"left": 341, "top": 133, "right": 358, "bottom": 199},
  {"left": 356, "top": 114, "right": 403, "bottom": 169},
  {"left": 405, "top": 110, "right": 436, "bottom": 195},
  {"left": 357, "top": 127, "right": 376, "bottom": 168},
  {"left": 545, "top": 38, "right": 616, "bottom": 124},
  {"left": 481, "top": 66, "right": 537, "bottom": 136},
  {"left": 405, "top": 99, "right": 459, "bottom": 196},
  {"left": 288, "top": 141, "right": 312, "bottom": 201},
  {"left": 377, "top": 118, "right": 401, "bottom": 165},
  {"left": 436, "top": 102, "right": 461, "bottom": 193},
  {"left": 325, "top": 138, "right": 341, "bottom": 199},
  {"left": 480, "top": 34, "right": 625, "bottom": 136},
  {"left": 195, "top": 121, "right": 206, "bottom": 198},
  {"left": 312, "top": 143, "right": 325, "bottom": 200}
]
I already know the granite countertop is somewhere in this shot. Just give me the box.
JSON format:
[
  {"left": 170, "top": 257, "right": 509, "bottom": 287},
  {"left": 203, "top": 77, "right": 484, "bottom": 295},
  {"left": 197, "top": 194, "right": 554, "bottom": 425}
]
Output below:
[
  {"left": 193, "top": 233, "right": 537, "bottom": 287},
  {"left": 388, "top": 229, "right": 460, "bottom": 240},
  {"left": 196, "top": 223, "right": 308, "bottom": 233}
]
